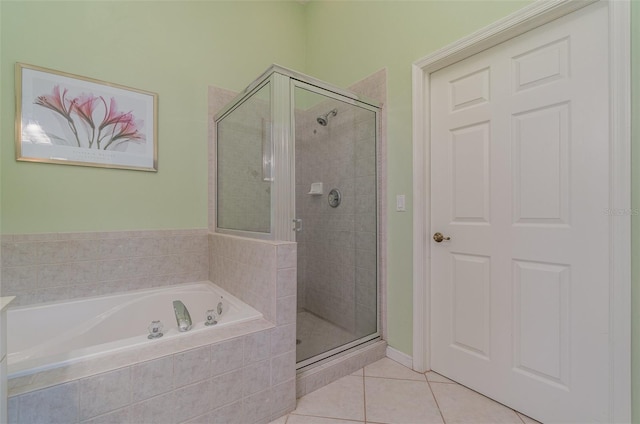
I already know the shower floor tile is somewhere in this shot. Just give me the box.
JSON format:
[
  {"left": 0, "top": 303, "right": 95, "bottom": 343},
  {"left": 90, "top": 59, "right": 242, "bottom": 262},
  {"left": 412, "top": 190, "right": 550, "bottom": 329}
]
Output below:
[
  {"left": 271, "top": 357, "right": 543, "bottom": 424},
  {"left": 296, "top": 311, "right": 355, "bottom": 363}
]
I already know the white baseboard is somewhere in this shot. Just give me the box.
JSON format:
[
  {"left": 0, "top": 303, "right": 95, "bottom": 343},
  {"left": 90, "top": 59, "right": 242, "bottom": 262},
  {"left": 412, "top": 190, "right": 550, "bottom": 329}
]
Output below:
[{"left": 386, "top": 346, "right": 413, "bottom": 369}]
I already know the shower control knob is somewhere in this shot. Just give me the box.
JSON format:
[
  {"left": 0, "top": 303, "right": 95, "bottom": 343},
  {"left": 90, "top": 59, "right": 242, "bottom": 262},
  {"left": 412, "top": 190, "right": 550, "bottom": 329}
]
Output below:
[{"left": 328, "top": 189, "right": 342, "bottom": 208}]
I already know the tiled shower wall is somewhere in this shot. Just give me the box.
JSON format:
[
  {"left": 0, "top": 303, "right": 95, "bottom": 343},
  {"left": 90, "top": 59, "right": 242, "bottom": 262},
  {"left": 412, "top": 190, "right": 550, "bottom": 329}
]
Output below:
[{"left": 0, "top": 230, "right": 209, "bottom": 306}]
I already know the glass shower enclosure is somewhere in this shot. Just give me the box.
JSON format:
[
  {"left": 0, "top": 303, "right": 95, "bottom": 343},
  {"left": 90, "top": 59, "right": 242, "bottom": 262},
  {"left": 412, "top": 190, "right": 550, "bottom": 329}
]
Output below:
[{"left": 215, "top": 65, "right": 380, "bottom": 369}]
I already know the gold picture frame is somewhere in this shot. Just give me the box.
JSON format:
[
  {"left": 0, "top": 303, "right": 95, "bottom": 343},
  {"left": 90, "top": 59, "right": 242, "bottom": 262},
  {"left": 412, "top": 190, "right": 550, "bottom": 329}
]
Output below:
[{"left": 15, "top": 63, "right": 158, "bottom": 171}]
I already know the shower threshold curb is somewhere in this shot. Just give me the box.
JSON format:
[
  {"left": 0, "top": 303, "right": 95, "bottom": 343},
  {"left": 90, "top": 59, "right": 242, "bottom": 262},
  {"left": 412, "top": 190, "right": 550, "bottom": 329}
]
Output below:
[{"left": 296, "top": 339, "right": 386, "bottom": 398}]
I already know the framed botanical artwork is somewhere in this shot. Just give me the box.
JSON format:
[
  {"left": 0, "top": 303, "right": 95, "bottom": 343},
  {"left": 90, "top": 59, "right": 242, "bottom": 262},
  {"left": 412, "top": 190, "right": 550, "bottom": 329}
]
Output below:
[{"left": 15, "top": 63, "right": 158, "bottom": 171}]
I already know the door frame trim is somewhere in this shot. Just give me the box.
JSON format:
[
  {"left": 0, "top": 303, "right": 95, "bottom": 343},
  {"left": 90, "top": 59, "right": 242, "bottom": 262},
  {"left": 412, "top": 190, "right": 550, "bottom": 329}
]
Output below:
[{"left": 411, "top": 1, "right": 631, "bottom": 421}]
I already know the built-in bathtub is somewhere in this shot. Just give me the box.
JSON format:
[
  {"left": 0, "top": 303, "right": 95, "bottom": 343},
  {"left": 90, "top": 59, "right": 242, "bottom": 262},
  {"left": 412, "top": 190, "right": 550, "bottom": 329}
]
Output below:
[
  {"left": 6, "top": 281, "right": 296, "bottom": 424},
  {"left": 8, "top": 281, "right": 261, "bottom": 378}
]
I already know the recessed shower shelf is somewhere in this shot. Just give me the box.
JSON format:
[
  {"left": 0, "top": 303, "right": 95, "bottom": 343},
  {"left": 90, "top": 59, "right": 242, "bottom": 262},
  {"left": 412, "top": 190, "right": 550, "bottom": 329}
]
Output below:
[{"left": 308, "top": 182, "right": 323, "bottom": 195}]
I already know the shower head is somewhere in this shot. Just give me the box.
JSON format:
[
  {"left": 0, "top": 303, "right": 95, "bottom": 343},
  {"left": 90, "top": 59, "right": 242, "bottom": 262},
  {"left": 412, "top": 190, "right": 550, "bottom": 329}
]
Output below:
[
  {"left": 317, "top": 116, "right": 328, "bottom": 127},
  {"left": 317, "top": 108, "right": 338, "bottom": 126}
]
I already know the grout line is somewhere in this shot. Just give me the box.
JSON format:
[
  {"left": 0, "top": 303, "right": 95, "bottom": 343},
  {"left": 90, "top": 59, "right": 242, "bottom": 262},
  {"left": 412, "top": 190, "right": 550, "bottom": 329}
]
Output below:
[
  {"left": 515, "top": 411, "right": 529, "bottom": 424},
  {"left": 426, "top": 380, "right": 457, "bottom": 385},
  {"left": 428, "top": 377, "right": 537, "bottom": 423},
  {"left": 424, "top": 370, "right": 458, "bottom": 384},
  {"left": 362, "top": 366, "right": 367, "bottom": 423},
  {"left": 426, "top": 379, "right": 447, "bottom": 424},
  {"left": 365, "top": 374, "right": 429, "bottom": 382},
  {"left": 288, "top": 412, "right": 364, "bottom": 423}
]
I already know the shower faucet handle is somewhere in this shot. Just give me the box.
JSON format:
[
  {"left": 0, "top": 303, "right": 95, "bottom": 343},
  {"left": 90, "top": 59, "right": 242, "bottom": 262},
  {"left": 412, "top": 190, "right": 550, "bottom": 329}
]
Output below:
[
  {"left": 293, "top": 218, "right": 303, "bottom": 232},
  {"left": 148, "top": 320, "right": 164, "bottom": 339}
]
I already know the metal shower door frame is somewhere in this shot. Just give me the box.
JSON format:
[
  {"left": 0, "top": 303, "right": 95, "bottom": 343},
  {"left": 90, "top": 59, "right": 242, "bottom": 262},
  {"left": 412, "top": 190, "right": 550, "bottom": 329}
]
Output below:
[{"left": 289, "top": 78, "right": 382, "bottom": 370}]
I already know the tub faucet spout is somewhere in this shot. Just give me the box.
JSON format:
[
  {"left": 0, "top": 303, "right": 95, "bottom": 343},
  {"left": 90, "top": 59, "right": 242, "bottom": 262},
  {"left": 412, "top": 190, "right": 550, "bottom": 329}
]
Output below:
[{"left": 173, "top": 300, "right": 192, "bottom": 332}]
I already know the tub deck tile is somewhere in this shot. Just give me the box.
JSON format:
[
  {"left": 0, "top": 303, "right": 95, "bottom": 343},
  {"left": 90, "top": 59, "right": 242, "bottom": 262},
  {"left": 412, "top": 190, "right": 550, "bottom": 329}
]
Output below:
[
  {"left": 172, "top": 379, "right": 212, "bottom": 423},
  {"left": 18, "top": 381, "right": 79, "bottom": 424},
  {"left": 131, "top": 355, "right": 174, "bottom": 402},
  {"left": 173, "top": 345, "right": 211, "bottom": 389},
  {"left": 8, "top": 318, "right": 273, "bottom": 397},
  {"left": 210, "top": 336, "right": 244, "bottom": 376},
  {"left": 128, "top": 391, "right": 175, "bottom": 424},
  {"left": 79, "top": 367, "right": 131, "bottom": 421}
]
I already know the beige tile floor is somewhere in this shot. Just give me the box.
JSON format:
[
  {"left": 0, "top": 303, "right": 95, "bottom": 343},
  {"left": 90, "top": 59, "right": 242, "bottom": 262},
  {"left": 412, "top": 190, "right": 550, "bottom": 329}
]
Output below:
[{"left": 271, "top": 358, "right": 542, "bottom": 424}]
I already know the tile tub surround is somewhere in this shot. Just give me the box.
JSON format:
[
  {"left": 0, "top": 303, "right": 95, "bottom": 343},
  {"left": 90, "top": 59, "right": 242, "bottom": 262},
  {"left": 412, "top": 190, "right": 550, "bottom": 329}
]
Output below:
[
  {"left": 208, "top": 233, "right": 296, "bottom": 326},
  {"left": 5, "top": 230, "right": 298, "bottom": 423},
  {"left": 8, "top": 325, "right": 296, "bottom": 424},
  {"left": 208, "top": 233, "right": 298, "bottom": 418},
  {"left": 1, "top": 229, "right": 209, "bottom": 307}
]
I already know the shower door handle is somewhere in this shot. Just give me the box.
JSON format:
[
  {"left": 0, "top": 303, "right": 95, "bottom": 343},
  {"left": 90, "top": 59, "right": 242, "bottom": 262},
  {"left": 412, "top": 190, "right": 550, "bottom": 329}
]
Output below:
[
  {"left": 261, "top": 119, "right": 274, "bottom": 182},
  {"left": 293, "top": 218, "right": 303, "bottom": 232}
]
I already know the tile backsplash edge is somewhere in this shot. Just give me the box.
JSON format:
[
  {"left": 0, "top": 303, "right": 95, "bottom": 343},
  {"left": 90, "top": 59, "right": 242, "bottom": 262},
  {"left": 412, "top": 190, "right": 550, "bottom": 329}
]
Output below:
[
  {"left": 1, "top": 228, "right": 208, "bottom": 243},
  {"left": 0, "top": 228, "right": 210, "bottom": 306}
]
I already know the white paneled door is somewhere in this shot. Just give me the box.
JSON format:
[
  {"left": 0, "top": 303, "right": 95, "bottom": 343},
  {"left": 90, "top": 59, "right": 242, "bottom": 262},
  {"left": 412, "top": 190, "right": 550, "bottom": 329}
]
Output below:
[{"left": 430, "top": 3, "right": 610, "bottom": 423}]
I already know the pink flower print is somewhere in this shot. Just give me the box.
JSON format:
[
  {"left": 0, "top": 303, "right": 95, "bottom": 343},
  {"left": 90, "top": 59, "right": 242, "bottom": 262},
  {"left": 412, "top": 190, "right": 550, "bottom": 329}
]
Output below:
[
  {"left": 74, "top": 94, "right": 100, "bottom": 147},
  {"left": 96, "top": 97, "right": 131, "bottom": 149},
  {"left": 34, "top": 85, "right": 75, "bottom": 119},
  {"left": 34, "top": 85, "right": 82, "bottom": 147},
  {"left": 96, "top": 97, "right": 147, "bottom": 150},
  {"left": 103, "top": 113, "right": 145, "bottom": 150},
  {"left": 75, "top": 94, "right": 98, "bottom": 126},
  {"left": 34, "top": 89, "right": 146, "bottom": 151},
  {"left": 98, "top": 97, "right": 128, "bottom": 130}
]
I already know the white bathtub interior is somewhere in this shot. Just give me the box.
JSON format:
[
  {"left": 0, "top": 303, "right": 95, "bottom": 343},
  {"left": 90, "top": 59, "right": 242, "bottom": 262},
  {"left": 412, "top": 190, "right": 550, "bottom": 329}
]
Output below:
[{"left": 7, "top": 281, "right": 262, "bottom": 378}]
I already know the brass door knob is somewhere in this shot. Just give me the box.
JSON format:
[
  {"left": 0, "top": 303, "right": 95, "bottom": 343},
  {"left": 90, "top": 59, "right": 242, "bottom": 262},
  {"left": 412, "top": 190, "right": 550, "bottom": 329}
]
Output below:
[{"left": 433, "top": 232, "right": 451, "bottom": 243}]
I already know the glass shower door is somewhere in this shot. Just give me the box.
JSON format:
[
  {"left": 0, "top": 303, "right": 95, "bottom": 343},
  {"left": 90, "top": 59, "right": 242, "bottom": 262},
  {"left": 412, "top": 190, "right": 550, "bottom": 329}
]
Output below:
[{"left": 293, "top": 83, "right": 379, "bottom": 367}]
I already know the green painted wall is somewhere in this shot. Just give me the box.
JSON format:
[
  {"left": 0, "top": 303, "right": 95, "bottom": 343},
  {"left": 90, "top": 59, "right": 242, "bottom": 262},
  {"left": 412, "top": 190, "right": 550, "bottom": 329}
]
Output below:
[{"left": 0, "top": 0, "right": 306, "bottom": 233}]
